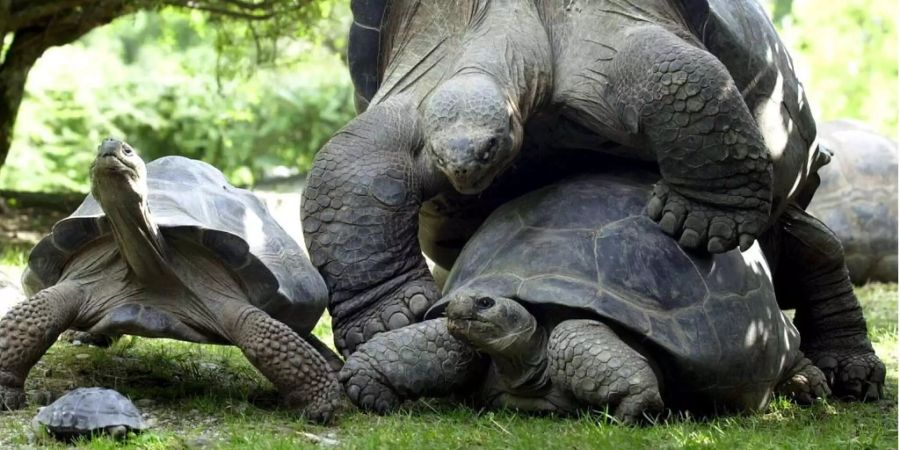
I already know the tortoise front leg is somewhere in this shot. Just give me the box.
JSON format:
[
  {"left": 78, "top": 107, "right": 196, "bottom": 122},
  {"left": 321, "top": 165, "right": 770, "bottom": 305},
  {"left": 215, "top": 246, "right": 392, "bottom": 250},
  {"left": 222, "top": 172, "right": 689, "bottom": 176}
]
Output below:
[
  {"left": 223, "top": 304, "right": 341, "bottom": 423},
  {"left": 303, "top": 99, "right": 440, "bottom": 357},
  {"left": 548, "top": 320, "right": 663, "bottom": 423},
  {"left": 610, "top": 25, "right": 773, "bottom": 253},
  {"left": 767, "top": 205, "right": 885, "bottom": 401},
  {"left": 340, "top": 319, "right": 486, "bottom": 414},
  {"left": 0, "top": 282, "right": 84, "bottom": 410}
]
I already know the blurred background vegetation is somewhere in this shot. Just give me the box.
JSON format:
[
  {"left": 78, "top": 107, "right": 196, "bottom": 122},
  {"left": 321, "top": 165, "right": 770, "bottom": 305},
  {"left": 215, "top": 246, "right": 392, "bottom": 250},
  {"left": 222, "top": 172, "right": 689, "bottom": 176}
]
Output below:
[{"left": 0, "top": 0, "right": 895, "bottom": 192}]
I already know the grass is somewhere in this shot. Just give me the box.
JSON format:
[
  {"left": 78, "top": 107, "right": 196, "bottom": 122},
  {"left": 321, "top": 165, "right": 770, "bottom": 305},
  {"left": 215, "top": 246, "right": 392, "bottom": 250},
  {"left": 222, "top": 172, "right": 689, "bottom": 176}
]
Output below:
[{"left": 0, "top": 245, "right": 896, "bottom": 448}]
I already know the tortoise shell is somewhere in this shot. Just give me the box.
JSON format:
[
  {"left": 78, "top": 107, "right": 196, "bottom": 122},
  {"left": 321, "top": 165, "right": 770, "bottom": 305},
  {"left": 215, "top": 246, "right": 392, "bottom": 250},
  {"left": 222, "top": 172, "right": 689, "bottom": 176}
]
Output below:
[
  {"left": 347, "top": 0, "right": 816, "bottom": 148},
  {"left": 428, "top": 170, "right": 800, "bottom": 409},
  {"left": 36, "top": 387, "right": 145, "bottom": 437},
  {"left": 807, "top": 120, "right": 898, "bottom": 284},
  {"left": 23, "top": 156, "right": 327, "bottom": 335}
]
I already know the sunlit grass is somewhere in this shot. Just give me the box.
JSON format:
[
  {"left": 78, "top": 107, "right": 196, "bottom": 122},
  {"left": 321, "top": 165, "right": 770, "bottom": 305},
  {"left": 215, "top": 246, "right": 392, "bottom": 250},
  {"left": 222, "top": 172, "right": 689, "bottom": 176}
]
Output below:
[{"left": 0, "top": 240, "right": 895, "bottom": 449}]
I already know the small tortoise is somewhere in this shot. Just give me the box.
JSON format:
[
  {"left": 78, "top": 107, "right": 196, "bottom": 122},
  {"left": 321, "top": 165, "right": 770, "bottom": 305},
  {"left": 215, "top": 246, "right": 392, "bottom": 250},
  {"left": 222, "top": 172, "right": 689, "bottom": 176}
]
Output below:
[
  {"left": 34, "top": 388, "right": 145, "bottom": 440},
  {"left": 806, "top": 120, "right": 898, "bottom": 284},
  {"left": 305, "top": 0, "right": 829, "bottom": 358},
  {"left": 0, "top": 139, "right": 340, "bottom": 422},
  {"left": 341, "top": 170, "right": 831, "bottom": 421}
]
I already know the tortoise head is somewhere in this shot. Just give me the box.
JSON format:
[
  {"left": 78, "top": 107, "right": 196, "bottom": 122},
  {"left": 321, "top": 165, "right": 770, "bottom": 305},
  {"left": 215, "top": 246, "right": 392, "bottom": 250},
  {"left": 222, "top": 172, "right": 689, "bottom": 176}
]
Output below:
[
  {"left": 422, "top": 73, "right": 524, "bottom": 195},
  {"left": 445, "top": 292, "right": 538, "bottom": 357},
  {"left": 90, "top": 139, "right": 148, "bottom": 204}
]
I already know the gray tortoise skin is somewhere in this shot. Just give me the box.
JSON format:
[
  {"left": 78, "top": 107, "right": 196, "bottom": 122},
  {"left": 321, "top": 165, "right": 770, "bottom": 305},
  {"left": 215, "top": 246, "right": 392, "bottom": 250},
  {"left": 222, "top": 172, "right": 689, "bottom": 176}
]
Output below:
[
  {"left": 340, "top": 170, "right": 831, "bottom": 422},
  {"left": 304, "top": 0, "right": 826, "bottom": 358},
  {"left": 807, "top": 120, "right": 898, "bottom": 285},
  {"left": 35, "top": 387, "right": 145, "bottom": 440},
  {"left": 0, "top": 140, "right": 340, "bottom": 422}
]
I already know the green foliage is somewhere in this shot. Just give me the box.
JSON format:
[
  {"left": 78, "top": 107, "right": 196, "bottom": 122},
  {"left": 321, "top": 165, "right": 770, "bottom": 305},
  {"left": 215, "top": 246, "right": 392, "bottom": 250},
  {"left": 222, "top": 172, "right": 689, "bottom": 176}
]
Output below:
[
  {"left": 1, "top": 6, "right": 354, "bottom": 192},
  {"left": 765, "top": 0, "right": 898, "bottom": 135},
  {"left": 1, "top": 0, "right": 895, "bottom": 192}
]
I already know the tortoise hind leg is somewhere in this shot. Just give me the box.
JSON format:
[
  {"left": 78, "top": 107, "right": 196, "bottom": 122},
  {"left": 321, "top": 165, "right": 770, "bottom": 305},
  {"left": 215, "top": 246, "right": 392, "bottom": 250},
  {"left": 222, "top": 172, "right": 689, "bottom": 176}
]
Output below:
[
  {"left": 766, "top": 205, "right": 885, "bottom": 401},
  {"left": 548, "top": 320, "right": 663, "bottom": 423},
  {"left": 775, "top": 356, "right": 830, "bottom": 405},
  {"left": 0, "top": 282, "right": 85, "bottom": 409},
  {"left": 222, "top": 304, "right": 341, "bottom": 423}
]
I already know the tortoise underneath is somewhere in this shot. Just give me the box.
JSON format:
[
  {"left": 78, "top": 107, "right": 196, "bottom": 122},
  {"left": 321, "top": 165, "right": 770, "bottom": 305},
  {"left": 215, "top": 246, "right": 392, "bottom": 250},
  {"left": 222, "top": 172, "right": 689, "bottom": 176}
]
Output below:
[
  {"left": 341, "top": 170, "right": 831, "bottom": 422},
  {"left": 0, "top": 140, "right": 340, "bottom": 422}
]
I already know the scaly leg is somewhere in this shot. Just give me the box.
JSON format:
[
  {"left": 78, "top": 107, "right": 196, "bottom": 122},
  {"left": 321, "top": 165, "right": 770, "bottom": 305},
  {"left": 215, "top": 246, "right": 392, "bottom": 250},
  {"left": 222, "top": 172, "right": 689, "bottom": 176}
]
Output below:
[
  {"left": 548, "top": 320, "right": 663, "bottom": 423},
  {"left": 339, "top": 319, "right": 486, "bottom": 414},
  {"left": 609, "top": 25, "right": 773, "bottom": 253},
  {"left": 769, "top": 206, "right": 885, "bottom": 401},
  {"left": 302, "top": 98, "right": 440, "bottom": 357},
  {"left": 0, "top": 282, "right": 84, "bottom": 410},
  {"left": 223, "top": 304, "right": 341, "bottom": 423}
]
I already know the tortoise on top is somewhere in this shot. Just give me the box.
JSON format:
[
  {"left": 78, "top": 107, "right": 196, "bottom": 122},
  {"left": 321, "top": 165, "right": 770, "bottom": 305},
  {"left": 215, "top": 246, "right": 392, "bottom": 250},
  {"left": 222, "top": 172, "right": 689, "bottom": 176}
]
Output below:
[
  {"left": 340, "top": 170, "right": 831, "bottom": 422},
  {"left": 304, "top": 0, "right": 871, "bottom": 392},
  {"left": 0, "top": 139, "right": 340, "bottom": 422},
  {"left": 807, "top": 120, "right": 898, "bottom": 284}
]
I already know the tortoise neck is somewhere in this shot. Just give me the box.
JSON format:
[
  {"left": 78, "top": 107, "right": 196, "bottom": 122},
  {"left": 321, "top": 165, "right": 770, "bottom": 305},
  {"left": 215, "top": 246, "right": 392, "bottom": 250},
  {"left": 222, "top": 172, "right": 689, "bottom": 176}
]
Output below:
[
  {"left": 452, "top": 1, "right": 552, "bottom": 120},
  {"left": 98, "top": 188, "right": 172, "bottom": 283},
  {"left": 488, "top": 326, "right": 551, "bottom": 395}
]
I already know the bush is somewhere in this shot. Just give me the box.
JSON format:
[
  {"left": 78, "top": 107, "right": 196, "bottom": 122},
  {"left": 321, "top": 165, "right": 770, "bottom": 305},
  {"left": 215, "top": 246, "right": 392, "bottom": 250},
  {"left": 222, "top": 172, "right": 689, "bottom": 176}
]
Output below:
[{"left": 1, "top": 9, "right": 354, "bottom": 192}]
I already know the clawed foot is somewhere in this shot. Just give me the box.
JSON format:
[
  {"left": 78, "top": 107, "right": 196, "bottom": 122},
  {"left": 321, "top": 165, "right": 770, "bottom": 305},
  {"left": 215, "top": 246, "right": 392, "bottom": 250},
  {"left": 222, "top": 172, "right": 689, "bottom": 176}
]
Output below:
[
  {"left": 0, "top": 385, "right": 26, "bottom": 410},
  {"left": 334, "top": 280, "right": 437, "bottom": 357},
  {"left": 286, "top": 379, "right": 342, "bottom": 424},
  {"left": 809, "top": 350, "right": 885, "bottom": 401},
  {"left": 647, "top": 182, "right": 769, "bottom": 253},
  {"left": 776, "top": 358, "right": 831, "bottom": 405},
  {"left": 612, "top": 390, "right": 665, "bottom": 425},
  {"left": 339, "top": 353, "right": 402, "bottom": 414}
]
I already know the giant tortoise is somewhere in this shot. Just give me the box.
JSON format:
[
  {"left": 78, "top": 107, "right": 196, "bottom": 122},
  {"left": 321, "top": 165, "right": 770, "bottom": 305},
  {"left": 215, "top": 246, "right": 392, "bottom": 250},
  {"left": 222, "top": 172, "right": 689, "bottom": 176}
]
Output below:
[
  {"left": 0, "top": 139, "right": 340, "bottom": 422},
  {"left": 303, "top": 0, "right": 837, "bottom": 361},
  {"left": 340, "top": 169, "right": 831, "bottom": 421},
  {"left": 807, "top": 120, "right": 898, "bottom": 284}
]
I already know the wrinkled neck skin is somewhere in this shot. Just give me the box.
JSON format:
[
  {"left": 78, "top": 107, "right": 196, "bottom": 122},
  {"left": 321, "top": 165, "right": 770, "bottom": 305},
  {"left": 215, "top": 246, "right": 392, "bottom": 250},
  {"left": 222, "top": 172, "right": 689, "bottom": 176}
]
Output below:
[
  {"left": 484, "top": 322, "right": 551, "bottom": 395},
  {"left": 93, "top": 177, "right": 172, "bottom": 284},
  {"left": 453, "top": 0, "right": 553, "bottom": 122}
]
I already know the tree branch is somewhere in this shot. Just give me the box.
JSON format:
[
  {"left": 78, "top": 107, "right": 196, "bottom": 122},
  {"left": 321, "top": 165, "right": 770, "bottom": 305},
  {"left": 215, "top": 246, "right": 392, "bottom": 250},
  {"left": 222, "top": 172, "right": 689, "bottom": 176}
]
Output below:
[{"left": 161, "top": 0, "right": 278, "bottom": 20}]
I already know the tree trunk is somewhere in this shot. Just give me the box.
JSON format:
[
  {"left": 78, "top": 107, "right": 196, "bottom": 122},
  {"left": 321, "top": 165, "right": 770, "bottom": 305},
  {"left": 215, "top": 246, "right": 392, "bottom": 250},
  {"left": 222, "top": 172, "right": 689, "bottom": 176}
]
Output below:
[
  {"left": 0, "top": 1, "right": 131, "bottom": 175},
  {"left": 0, "top": 30, "right": 44, "bottom": 174}
]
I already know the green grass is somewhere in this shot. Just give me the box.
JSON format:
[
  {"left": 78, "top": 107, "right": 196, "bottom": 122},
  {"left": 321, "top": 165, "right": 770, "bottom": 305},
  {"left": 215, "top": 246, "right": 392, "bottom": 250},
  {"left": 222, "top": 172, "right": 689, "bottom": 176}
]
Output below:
[{"left": 0, "top": 255, "right": 896, "bottom": 449}]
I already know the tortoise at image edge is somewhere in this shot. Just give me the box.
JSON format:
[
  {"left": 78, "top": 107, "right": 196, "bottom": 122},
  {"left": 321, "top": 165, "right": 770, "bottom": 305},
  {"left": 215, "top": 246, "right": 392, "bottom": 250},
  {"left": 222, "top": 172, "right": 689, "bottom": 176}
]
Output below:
[
  {"left": 807, "top": 120, "right": 898, "bottom": 285},
  {"left": 34, "top": 388, "right": 145, "bottom": 440},
  {"left": 0, "top": 139, "right": 341, "bottom": 423},
  {"left": 339, "top": 170, "right": 832, "bottom": 421}
]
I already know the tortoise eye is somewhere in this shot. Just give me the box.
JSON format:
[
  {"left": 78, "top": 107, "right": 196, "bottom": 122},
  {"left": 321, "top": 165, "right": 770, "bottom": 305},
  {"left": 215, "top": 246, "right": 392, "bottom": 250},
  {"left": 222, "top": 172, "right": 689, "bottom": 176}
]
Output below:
[
  {"left": 475, "top": 297, "right": 495, "bottom": 309},
  {"left": 123, "top": 146, "right": 133, "bottom": 155}
]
